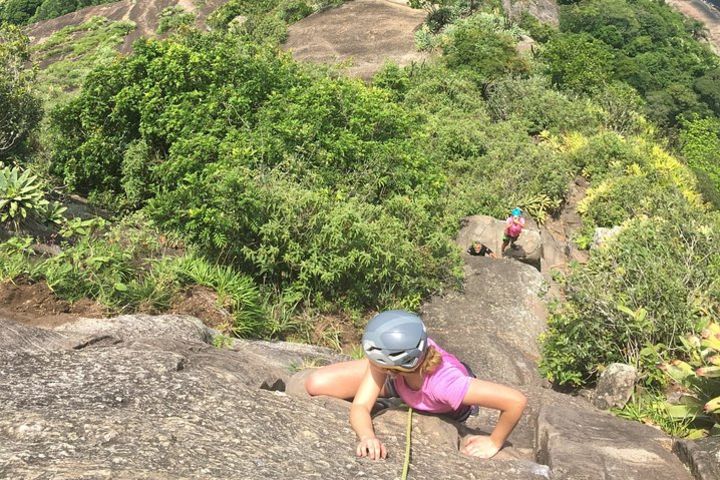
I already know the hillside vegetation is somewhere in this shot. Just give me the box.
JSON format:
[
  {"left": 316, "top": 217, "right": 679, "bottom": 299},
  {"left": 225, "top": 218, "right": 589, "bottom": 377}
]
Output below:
[
  {"left": 1, "top": 0, "right": 719, "bottom": 437},
  {"left": 0, "top": 0, "right": 117, "bottom": 25}
]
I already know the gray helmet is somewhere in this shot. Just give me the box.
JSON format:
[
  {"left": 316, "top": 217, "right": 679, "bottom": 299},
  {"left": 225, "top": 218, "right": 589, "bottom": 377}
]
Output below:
[{"left": 362, "top": 310, "right": 428, "bottom": 370}]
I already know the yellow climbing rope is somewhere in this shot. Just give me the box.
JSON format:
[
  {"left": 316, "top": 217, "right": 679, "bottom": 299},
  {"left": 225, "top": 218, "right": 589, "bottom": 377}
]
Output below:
[{"left": 401, "top": 407, "right": 413, "bottom": 480}]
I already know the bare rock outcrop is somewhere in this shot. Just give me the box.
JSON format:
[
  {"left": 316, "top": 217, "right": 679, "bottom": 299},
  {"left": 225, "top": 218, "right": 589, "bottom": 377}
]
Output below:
[
  {"left": 0, "top": 247, "right": 697, "bottom": 479},
  {"left": 283, "top": 0, "right": 429, "bottom": 80},
  {"left": 0, "top": 314, "right": 549, "bottom": 479},
  {"left": 456, "top": 215, "right": 542, "bottom": 269}
]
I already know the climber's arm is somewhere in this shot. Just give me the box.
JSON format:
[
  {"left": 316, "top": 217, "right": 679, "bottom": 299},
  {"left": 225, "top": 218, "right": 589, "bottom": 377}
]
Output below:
[
  {"left": 460, "top": 379, "right": 527, "bottom": 458},
  {"left": 350, "top": 364, "right": 387, "bottom": 460}
]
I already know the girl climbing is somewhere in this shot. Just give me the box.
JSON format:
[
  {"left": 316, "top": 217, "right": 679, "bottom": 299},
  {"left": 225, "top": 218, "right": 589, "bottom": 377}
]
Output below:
[
  {"left": 304, "top": 310, "right": 527, "bottom": 460},
  {"left": 501, "top": 207, "right": 525, "bottom": 255}
]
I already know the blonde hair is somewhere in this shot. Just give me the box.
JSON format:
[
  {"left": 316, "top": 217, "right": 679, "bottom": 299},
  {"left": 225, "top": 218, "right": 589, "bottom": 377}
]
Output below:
[{"left": 419, "top": 346, "right": 442, "bottom": 376}]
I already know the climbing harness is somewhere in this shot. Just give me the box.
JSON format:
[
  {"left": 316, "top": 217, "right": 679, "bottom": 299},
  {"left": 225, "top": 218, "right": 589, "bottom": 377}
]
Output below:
[{"left": 401, "top": 407, "right": 413, "bottom": 480}]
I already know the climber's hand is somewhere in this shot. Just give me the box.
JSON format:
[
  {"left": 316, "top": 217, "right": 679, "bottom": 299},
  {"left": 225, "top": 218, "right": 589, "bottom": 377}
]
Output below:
[
  {"left": 460, "top": 435, "right": 502, "bottom": 459},
  {"left": 356, "top": 435, "right": 387, "bottom": 460}
]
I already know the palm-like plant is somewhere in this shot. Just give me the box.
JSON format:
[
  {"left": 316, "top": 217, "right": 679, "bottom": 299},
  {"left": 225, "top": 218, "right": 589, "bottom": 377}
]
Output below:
[{"left": 0, "top": 165, "right": 50, "bottom": 229}]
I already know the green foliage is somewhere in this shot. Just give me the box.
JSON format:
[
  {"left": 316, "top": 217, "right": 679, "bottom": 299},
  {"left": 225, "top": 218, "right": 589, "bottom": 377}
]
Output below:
[
  {"left": 0, "top": 164, "right": 65, "bottom": 229},
  {"left": 207, "top": 0, "right": 315, "bottom": 45},
  {"left": 589, "top": 81, "right": 645, "bottom": 135},
  {"left": 485, "top": 76, "right": 603, "bottom": 135},
  {"left": 0, "top": 0, "right": 117, "bottom": 25},
  {"left": 157, "top": 6, "right": 195, "bottom": 35},
  {"left": 170, "top": 254, "right": 265, "bottom": 336},
  {"left": 32, "top": 0, "right": 116, "bottom": 23},
  {"left": 0, "top": 0, "right": 42, "bottom": 25},
  {"left": 50, "top": 33, "right": 463, "bottom": 312},
  {"left": 279, "top": 0, "right": 312, "bottom": 22},
  {"left": 120, "top": 139, "right": 156, "bottom": 210},
  {"left": 541, "top": 213, "right": 720, "bottom": 387},
  {"left": 32, "top": 16, "right": 136, "bottom": 109},
  {"left": 0, "top": 23, "right": 42, "bottom": 158},
  {"left": 694, "top": 68, "right": 720, "bottom": 116},
  {"left": 555, "top": 0, "right": 720, "bottom": 129},
  {"left": 657, "top": 319, "right": 720, "bottom": 435},
  {"left": 517, "top": 11, "right": 556, "bottom": 43},
  {"left": 542, "top": 32, "right": 615, "bottom": 93},
  {"left": 576, "top": 135, "right": 704, "bottom": 228},
  {"left": 679, "top": 116, "right": 720, "bottom": 203},
  {"left": 442, "top": 13, "right": 528, "bottom": 81}
]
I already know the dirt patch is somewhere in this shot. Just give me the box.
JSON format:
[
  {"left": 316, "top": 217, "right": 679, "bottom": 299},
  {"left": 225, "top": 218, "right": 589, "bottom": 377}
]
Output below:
[
  {"left": 0, "top": 278, "right": 106, "bottom": 329},
  {"left": 168, "top": 285, "right": 235, "bottom": 333},
  {"left": 283, "top": 0, "right": 429, "bottom": 80},
  {"left": 307, "top": 312, "right": 362, "bottom": 353}
]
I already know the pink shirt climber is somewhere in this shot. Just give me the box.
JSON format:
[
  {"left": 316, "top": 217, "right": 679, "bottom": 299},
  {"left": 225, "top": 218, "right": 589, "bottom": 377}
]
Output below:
[
  {"left": 505, "top": 216, "right": 525, "bottom": 238},
  {"left": 393, "top": 338, "right": 471, "bottom": 414}
]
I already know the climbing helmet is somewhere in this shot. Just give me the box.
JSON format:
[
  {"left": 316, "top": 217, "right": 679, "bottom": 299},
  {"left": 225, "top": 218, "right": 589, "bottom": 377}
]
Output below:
[{"left": 362, "top": 310, "right": 428, "bottom": 371}]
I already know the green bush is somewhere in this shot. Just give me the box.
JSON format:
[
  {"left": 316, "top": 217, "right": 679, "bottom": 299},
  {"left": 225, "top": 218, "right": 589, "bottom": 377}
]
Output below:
[
  {"left": 542, "top": 32, "right": 615, "bottom": 93},
  {"left": 680, "top": 116, "right": 720, "bottom": 200},
  {"left": 279, "top": 0, "right": 313, "bottom": 22},
  {"left": 442, "top": 12, "right": 528, "bottom": 81},
  {"left": 0, "top": 24, "right": 42, "bottom": 158},
  {"left": 485, "top": 76, "right": 602, "bottom": 135},
  {"left": 50, "top": 33, "right": 463, "bottom": 312},
  {"left": 541, "top": 214, "right": 720, "bottom": 387},
  {"left": 0, "top": 164, "right": 65, "bottom": 229},
  {"left": 565, "top": 131, "right": 643, "bottom": 181},
  {"left": 157, "top": 6, "right": 195, "bottom": 35},
  {"left": 556, "top": 0, "right": 720, "bottom": 129}
]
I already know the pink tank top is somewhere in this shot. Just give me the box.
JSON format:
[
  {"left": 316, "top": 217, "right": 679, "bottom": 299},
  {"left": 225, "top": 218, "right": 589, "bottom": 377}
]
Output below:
[{"left": 392, "top": 339, "right": 472, "bottom": 414}]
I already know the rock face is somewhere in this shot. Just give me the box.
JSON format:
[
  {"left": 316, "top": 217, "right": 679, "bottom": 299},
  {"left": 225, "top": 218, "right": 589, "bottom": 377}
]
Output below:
[
  {"left": 592, "top": 363, "right": 637, "bottom": 410},
  {"left": 456, "top": 215, "right": 542, "bottom": 269},
  {"left": 283, "top": 0, "right": 429, "bottom": 80},
  {"left": 0, "top": 253, "right": 696, "bottom": 479},
  {"left": 0, "top": 315, "right": 548, "bottom": 479},
  {"left": 674, "top": 436, "right": 720, "bottom": 480},
  {"left": 592, "top": 226, "right": 622, "bottom": 249},
  {"left": 536, "top": 397, "right": 691, "bottom": 480}
]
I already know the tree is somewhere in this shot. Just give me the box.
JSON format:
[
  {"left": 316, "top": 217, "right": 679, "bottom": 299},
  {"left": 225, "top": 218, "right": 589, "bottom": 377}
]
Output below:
[
  {"left": 0, "top": 24, "right": 42, "bottom": 158},
  {"left": 680, "top": 116, "right": 720, "bottom": 194},
  {"left": 695, "top": 68, "right": 720, "bottom": 116},
  {"left": 542, "top": 33, "right": 615, "bottom": 93},
  {"left": 0, "top": 0, "right": 42, "bottom": 25}
]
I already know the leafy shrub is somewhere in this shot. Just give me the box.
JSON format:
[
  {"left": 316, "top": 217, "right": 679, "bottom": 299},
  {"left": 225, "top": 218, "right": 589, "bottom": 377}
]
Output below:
[
  {"left": 31, "top": 0, "right": 117, "bottom": 23},
  {"left": 517, "top": 10, "right": 556, "bottom": 43},
  {"left": 541, "top": 213, "right": 720, "bottom": 387},
  {"left": 279, "top": 0, "right": 313, "bottom": 22},
  {"left": 157, "top": 6, "right": 195, "bottom": 35},
  {"left": 443, "top": 13, "right": 528, "bottom": 80},
  {"left": 427, "top": 6, "right": 454, "bottom": 33},
  {"left": 485, "top": 76, "right": 602, "bottom": 135},
  {"left": 680, "top": 116, "right": 720, "bottom": 201},
  {"left": 0, "top": 164, "right": 65, "bottom": 229},
  {"left": 0, "top": 24, "right": 42, "bottom": 158},
  {"left": 556, "top": 0, "right": 720, "bottom": 129},
  {"left": 170, "top": 254, "right": 265, "bottom": 336},
  {"left": 51, "top": 33, "right": 464, "bottom": 312},
  {"left": 575, "top": 135, "right": 704, "bottom": 228},
  {"left": 0, "top": 0, "right": 42, "bottom": 24},
  {"left": 542, "top": 32, "right": 615, "bottom": 93}
]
